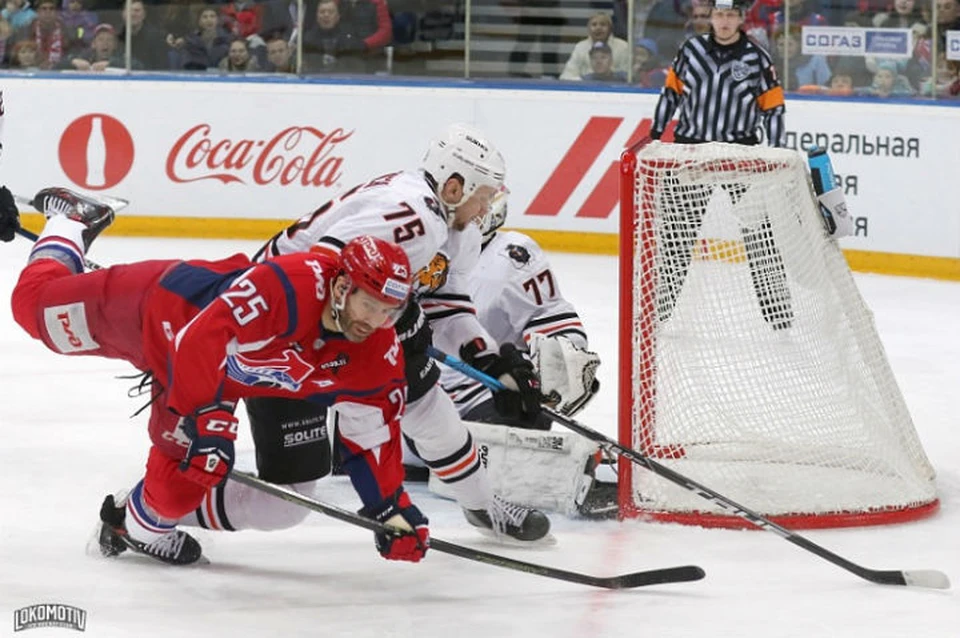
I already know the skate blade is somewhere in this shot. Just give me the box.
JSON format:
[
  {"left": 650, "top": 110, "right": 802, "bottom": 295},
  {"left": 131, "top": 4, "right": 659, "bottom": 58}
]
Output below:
[{"left": 469, "top": 527, "right": 558, "bottom": 548}]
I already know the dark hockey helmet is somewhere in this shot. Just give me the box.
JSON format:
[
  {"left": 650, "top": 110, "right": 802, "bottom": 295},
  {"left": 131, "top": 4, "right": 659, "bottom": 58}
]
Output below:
[{"left": 339, "top": 236, "right": 412, "bottom": 324}]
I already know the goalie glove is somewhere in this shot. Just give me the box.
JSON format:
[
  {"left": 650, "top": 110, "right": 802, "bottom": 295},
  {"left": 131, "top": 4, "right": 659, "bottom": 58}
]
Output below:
[{"left": 528, "top": 334, "right": 601, "bottom": 417}]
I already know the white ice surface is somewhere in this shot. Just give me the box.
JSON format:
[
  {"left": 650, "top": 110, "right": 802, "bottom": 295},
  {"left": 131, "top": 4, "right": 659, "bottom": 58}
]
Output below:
[{"left": 1, "top": 236, "right": 958, "bottom": 638}]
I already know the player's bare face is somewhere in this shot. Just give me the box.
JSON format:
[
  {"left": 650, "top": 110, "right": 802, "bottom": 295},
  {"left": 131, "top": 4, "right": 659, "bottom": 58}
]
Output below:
[
  {"left": 710, "top": 9, "right": 743, "bottom": 44},
  {"left": 339, "top": 288, "right": 401, "bottom": 342},
  {"left": 450, "top": 185, "right": 497, "bottom": 231}
]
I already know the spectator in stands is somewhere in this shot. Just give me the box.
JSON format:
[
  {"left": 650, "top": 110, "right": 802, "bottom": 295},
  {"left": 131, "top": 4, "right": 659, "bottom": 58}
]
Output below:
[
  {"left": 824, "top": 67, "right": 856, "bottom": 95},
  {"left": 339, "top": 0, "right": 392, "bottom": 50},
  {"left": 632, "top": 36, "right": 668, "bottom": 87},
  {"left": 60, "top": 0, "right": 95, "bottom": 46},
  {"left": 117, "top": 0, "right": 167, "bottom": 69},
  {"left": 873, "top": 0, "right": 927, "bottom": 32},
  {"left": 259, "top": 0, "right": 297, "bottom": 42},
  {"left": 220, "top": 0, "right": 263, "bottom": 41},
  {"left": 160, "top": 0, "right": 198, "bottom": 54},
  {"left": 560, "top": 11, "right": 629, "bottom": 80},
  {"left": 769, "top": 0, "right": 826, "bottom": 36},
  {"left": 265, "top": 34, "right": 292, "bottom": 72},
  {"left": 13, "top": 0, "right": 77, "bottom": 69},
  {"left": 9, "top": 38, "right": 39, "bottom": 67},
  {"left": 181, "top": 6, "right": 231, "bottom": 70},
  {"left": 919, "top": 51, "right": 960, "bottom": 97},
  {"left": 685, "top": 0, "right": 712, "bottom": 37},
  {"left": 581, "top": 40, "right": 626, "bottom": 81},
  {"left": 932, "top": 0, "right": 960, "bottom": 49},
  {"left": 505, "top": 0, "right": 566, "bottom": 78},
  {"left": 858, "top": 58, "right": 916, "bottom": 96},
  {"left": 63, "top": 21, "right": 135, "bottom": 70},
  {"left": 3, "top": 0, "right": 36, "bottom": 32},
  {"left": 218, "top": 36, "right": 259, "bottom": 71},
  {"left": 302, "top": 0, "right": 366, "bottom": 73},
  {"left": 645, "top": 0, "right": 695, "bottom": 62},
  {"left": 771, "top": 24, "right": 831, "bottom": 91}
]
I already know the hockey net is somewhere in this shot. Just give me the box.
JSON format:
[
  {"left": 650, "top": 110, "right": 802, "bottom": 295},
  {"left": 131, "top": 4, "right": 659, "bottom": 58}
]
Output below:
[{"left": 617, "top": 140, "right": 938, "bottom": 529}]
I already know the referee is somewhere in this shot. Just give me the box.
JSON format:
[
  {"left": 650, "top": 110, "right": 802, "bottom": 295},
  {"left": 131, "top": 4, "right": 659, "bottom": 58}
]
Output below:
[
  {"left": 648, "top": 0, "right": 793, "bottom": 331},
  {"left": 651, "top": 0, "right": 785, "bottom": 146}
]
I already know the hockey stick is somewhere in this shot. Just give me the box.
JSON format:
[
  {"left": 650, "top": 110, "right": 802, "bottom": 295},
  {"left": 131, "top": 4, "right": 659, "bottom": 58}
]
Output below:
[
  {"left": 228, "top": 470, "right": 705, "bottom": 590},
  {"left": 427, "top": 346, "right": 951, "bottom": 590}
]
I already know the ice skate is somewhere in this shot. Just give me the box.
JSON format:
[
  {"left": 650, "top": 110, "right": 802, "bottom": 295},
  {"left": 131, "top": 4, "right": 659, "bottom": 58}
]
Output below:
[
  {"left": 464, "top": 495, "right": 552, "bottom": 543},
  {"left": 95, "top": 493, "right": 205, "bottom": 566},
  {"left": 33, "top": 187, "right": 114, "bottom": 250}
]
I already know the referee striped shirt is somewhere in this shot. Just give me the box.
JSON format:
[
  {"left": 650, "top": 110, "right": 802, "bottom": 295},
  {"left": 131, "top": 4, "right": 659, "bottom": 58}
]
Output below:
[{"left": 651, "top": 31, "right": 785, "bottom": 146}]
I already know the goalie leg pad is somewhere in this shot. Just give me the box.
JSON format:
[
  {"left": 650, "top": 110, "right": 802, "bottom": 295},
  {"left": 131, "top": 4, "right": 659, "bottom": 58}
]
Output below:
[{"left": 429, "top": 420, "right": 600, "bottom": 516}]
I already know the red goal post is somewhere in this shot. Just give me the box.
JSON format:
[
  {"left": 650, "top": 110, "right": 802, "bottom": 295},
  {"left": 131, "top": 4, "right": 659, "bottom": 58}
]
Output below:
[{"left": 617, "top": 140, "right": 939, "bottom": 529}]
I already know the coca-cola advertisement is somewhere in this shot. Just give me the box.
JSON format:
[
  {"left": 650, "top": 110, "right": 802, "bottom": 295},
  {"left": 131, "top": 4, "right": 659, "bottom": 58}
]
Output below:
[{"left": 165, "top": 124, "right": 353, "bottom": 188}]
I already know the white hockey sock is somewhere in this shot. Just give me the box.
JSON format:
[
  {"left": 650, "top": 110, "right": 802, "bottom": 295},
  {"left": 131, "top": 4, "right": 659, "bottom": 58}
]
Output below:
[
  {"left": 179, "top": 480, "right": 317, "bottom": 532},
  {"left": 424, "top": 434, "right": 493, "bottom": 512},
  {"left": 28, "top": 216, "right": 86, "bottom": 273},
  {"left": 124, "top": 480, "right": 178, "bottom": 545}
]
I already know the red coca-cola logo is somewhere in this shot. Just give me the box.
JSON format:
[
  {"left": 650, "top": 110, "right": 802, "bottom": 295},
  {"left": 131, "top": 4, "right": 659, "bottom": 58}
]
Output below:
[
  {"left": 165, "top": 125, "right": 353, "bottom": 187},
  {"left": 59, "top": 114, "right": 135, "bottom": 191}
]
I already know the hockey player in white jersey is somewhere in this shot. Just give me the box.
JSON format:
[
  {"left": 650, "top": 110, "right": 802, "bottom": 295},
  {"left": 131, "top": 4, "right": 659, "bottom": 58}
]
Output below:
[
  {"left": 432, "top": 187, "right": 614, "bottom": 518},
  {"left": 186, "top": 124, "right": 552, "bottom": 542}
]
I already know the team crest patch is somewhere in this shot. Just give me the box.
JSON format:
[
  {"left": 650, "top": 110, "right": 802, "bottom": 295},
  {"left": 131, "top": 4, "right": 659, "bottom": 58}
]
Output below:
[
  {"left": 506, "top": 244, "right": 531, "bottom": 266},
  {"left": 226, "top": 349, "right": 315, "bottom": 392},
  {"left": 731, "top": 60, "right": 749, "bottom": 81},
  {"left": 415, "top": 252, "right": 450, "bottom": 293}
]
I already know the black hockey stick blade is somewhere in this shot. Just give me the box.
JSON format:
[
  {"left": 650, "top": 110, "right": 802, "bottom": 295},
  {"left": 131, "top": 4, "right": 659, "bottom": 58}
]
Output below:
[
  {"left": 431, "top": 538, "right": 705, "bottom": 589},
  {"left": 426, "top": 347, "right": 951, "bottom": 590},
  {"left": 229, "top": 471, "right": 705, "bottom": 590}
]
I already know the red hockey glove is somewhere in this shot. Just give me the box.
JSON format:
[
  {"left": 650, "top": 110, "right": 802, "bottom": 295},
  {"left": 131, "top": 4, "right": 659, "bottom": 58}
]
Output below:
[
  {"left": 360, "top": 489, "right": 430, "bottom": 563},
  {"left": 178, "top": 407, "right": 238, "bottom": 488}
]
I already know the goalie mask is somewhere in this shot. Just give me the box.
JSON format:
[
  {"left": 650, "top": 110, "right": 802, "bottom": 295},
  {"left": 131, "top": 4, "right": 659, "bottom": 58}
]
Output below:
[
  {"left": 477, "top": 184, "right": 510, "bottom": 244},
  {"left": 421, "top": 123, "right": 506, "bottom": 214}
]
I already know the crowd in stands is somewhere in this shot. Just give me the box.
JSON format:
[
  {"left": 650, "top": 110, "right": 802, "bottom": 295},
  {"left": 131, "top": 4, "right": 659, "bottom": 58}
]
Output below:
[{"left": 0, "top": 0, "right": 956, "bottom": 98}]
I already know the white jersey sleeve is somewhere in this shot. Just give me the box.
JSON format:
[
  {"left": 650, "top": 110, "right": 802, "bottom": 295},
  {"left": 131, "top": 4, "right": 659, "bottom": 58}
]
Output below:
[
  {"left": 422, "top": 223, "right": 497, "bottom": 359},
  {"left": 471, "top": 231, "right": 588, "bottom": 350},
  {"left": 255, "top": 170, "right": 448, "bottom": 275}
]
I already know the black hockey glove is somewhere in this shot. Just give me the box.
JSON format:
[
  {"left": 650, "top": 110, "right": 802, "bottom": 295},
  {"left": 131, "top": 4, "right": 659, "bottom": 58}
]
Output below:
[
  {"left": 461, "top": 339, "right": 544, "bottom": 424},
  {"left": 0, "top": 186, "right": 20, "bottom": 242}
]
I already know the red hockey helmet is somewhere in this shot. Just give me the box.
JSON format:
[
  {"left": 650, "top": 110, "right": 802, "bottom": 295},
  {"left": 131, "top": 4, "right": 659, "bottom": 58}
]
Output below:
[{"left": 339, "top": 236, "right": 413, "bottom": 318}]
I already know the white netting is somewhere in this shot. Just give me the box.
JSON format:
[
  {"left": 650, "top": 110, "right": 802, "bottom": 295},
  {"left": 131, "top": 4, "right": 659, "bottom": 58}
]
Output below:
[{"left": 621, "top": 141, "right": 937, "bottom": 527}]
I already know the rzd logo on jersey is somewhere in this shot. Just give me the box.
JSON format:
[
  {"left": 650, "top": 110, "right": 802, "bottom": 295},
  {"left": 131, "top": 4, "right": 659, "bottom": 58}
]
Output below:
[
  {"left": 226, "top": 349, "right": 314, "bottom": 392},
  {"left": 525, "top": 116, "right": 675, "bottom": 220},
  {"left": 43, "top": 302, "right": 100, "bottom": 353}
]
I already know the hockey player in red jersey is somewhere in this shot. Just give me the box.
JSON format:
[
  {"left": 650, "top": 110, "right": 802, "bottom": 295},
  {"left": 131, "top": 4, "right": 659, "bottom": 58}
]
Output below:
[
  {"left": 9, "top": 188, "right": 427, "bottom": 566},
  {"left": 233, "top": 123, "right": 552, "bottom": 542}
]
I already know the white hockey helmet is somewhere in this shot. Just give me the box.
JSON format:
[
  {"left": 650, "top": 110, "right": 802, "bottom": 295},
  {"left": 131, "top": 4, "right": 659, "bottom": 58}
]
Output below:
[
  {"left": 478, "top": 184, "right": 510, "bottom": 243},
  {"left": 421, "top": 123, "right": 506, "bottom": 211}
]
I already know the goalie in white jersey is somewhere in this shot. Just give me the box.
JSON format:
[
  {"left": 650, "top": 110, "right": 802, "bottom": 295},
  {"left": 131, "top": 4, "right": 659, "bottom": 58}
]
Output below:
[
  {"left": 432, "top": 188, "right": 614, "bottom": 518},
  {"left": 179, "top": 124, "right": 552, "bottom": 542}
]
